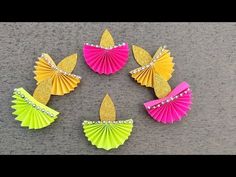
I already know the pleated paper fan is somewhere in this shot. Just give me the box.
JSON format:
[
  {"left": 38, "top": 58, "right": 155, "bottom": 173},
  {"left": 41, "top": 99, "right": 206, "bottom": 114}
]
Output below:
[
  {"left": 83, "top": 119, "right": 133, "bottom": 151},
  {"left": 34, "top": 53, "right": 82, "bottom": 95},
  {"left": 144, "top": 82, "right": 192, "bottom": 124},
  {"left": 83, "top": 29, "right": 129, "bottom": 75},
  {"left": 11, "top": 87, "right": 59, "bottom": 129},
  {"left": 82, "top": 94, "right": 133, "bottom": 150},
  {"left": 130, "top": 45, "right": 174, "bottom": 88}
]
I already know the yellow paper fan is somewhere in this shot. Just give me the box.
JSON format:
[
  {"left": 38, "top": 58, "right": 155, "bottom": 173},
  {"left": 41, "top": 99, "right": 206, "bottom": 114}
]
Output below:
[
  {"left": 130, "top": 45, "right": 174, "bottom": 88},
  {"left": 34, "top": 53, "right": 82, "bottom": 95}
]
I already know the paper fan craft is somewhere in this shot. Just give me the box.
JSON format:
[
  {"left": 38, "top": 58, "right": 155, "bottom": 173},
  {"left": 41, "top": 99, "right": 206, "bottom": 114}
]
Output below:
[
  {"left": 82, "top": 94, "right": 133, "bottom": 150},
  {"left": 144, "top": 82, "right": 192, "bottom": 124},
  {"left": 83, "top": 29, "right": 129, "bottom": 75},
  {"left": 34, "top": 53, "right": 82, "bottom": 95},
  {"left": 11, "top": 79, "right": 59, "bottom": 129},
  {"left": 130, "top": 45, "right": 174, "bottom": 88}
]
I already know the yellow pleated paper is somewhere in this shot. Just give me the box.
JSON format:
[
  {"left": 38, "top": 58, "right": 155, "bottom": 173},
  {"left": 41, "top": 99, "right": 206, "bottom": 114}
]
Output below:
[
  {"left": 130, "top": 67, "right": 154, "bottom": 87},
  {"left": 100, "top": 29, "right": 115, "bottom": 48},
  {"left": 99, "top": 94, "right": 116, "bottom": 121},
  {"left": 33, "top": 78, "right": 52, "bottom": 105},
  {"left": 41, "top": 53, "right": 56, "bottom": 65},
  {"left": 153, "top": 73, "right": 171, "bottom": 98},
  {"left": 130, "top": 45, "right": 175, "bottom": 88},
  {"left": 153, "top": 48, "right": 174, "bottom": 81},
  {"left": 34, "top": 53, "right": 81, "bottom": 95}
]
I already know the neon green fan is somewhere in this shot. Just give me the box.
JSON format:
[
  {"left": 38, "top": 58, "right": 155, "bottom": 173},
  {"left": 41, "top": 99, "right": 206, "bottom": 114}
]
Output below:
[
  {"left": 11, "top": 79, "right": 59, "bottom": 129},
  {"left": 82, "top": 94, "right": 134, "bottom": 151}
]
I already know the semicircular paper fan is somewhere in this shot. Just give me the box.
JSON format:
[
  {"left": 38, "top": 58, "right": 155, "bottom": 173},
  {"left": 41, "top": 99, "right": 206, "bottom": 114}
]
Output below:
[
  {"left": 34, "top": 53, "right": 82, "bottom": 95},
  {"left": 144, "top": 82, "right": 192, "bottom": 124},
  {"left": 11, "top": 79, "right": 59, "bottom": 129},
  {"left": 130, "top": 45, "right": 174, "bottom": 88},
  {"left": 83, "top": 94, "right": 133, "bottom": 150},
  {"left": 83, "top": 29, "right": 129, "bottom": 75}
]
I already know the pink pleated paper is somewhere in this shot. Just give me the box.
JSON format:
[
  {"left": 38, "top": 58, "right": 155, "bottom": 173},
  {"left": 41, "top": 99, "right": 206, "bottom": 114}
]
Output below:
[
  {"left": 83, "top": 43, "right": 129, "bottom": 75},
  {"left": 144, "top": 82, "right": 192, "bottom": 124}
]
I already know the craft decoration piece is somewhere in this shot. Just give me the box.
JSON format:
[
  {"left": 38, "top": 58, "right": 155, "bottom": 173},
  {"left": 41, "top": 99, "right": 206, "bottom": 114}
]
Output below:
[
  {"left": 34, "top": 53, "right": 82, "bottom": 95},
  {"left": 11, "top": 79, "right": 59, "bottom": 129},
  {"left": 82, "top": 94, "right": 133, "bottom": 151},
  {"left": 144, "top": 82, "right": 192, "bottom": 124},
  {"left": 83, "top": 29, "right": 129, "bottom": 75},
  {"left": 130, "top": 45, "right": 174, "bottom": 88}
]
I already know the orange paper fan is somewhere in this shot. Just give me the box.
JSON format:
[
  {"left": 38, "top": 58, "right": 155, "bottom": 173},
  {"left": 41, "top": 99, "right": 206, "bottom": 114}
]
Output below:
[{"left": 34, "top": 53, "right": 82, "bottom": 95}]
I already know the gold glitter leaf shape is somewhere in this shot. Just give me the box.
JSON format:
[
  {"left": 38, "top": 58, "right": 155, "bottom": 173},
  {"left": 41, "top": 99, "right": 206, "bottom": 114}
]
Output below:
[
  {"left": 57, "top": 53, "right": 77, "bottom": 73},
  {"left": 33, "top": 78, "right": 52, "bottom": 105},
  {"left": 153, "top": 73, "right": 171, "bottom": 98},
  {"left": 99, "top": 94, "right": 116, "bottom": 121},
  {"left": 132, "top": 45, "right": 153, "bottom": 66},
  {"left": 100, "top": 29, "right": 115, "bottom": 48}
]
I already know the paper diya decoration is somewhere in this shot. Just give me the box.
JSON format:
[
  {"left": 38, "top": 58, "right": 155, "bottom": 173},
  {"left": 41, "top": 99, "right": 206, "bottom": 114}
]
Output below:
[
  {"left": 83, "top": 29, "right": 129, "bottom": 75},
  {"left": 144, "top": 82, "right": 192, "bottom": 124},
  {"left": 34, "top": 53, "right": 82, "bottom": 95},
  {"left": 11, "top": 79, "right": 59, "bottom": 129},
  {"left": 82, "top": 94, "right": 133, "bottom": 150},
  {"left": 130, "top": 45, "right": 174, "bottom": 88}
]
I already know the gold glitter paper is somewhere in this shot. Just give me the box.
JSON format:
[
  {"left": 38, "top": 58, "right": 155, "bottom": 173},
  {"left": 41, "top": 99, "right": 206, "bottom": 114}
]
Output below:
[
  {"left": 132, "top": 45, "right": 153, "bottom": 66},
  {"left": 57, "top": 53, "right": 77, "bottom": 73},
  {"left": 153, "top": 73, "right": 171, "bottom": 98},
  {"left": 100, "top": 29, "right": 115, "bottom": 48},
  {"left": 33, "top": 78, "right": 52, "bottom": 105},
  {"left": 99, "top": 94, "right": 116, "bottom": 121}
]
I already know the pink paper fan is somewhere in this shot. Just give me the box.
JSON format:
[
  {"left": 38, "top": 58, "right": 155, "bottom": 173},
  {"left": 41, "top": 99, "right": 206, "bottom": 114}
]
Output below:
[
  {"left": 83, "top": 43, "right": 129, "bottom": 75},
  {"left": 144, "top": 82, "right": 192, "bottom": 124}
]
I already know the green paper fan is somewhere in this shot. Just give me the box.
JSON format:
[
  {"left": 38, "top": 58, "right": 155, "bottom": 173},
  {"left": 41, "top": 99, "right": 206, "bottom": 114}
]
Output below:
[
  {"left": 11, "top": 88, "right": 59, "bottom": 129},
  {"left": 83, "top": 119, "right": 133, "bottom": 151}
]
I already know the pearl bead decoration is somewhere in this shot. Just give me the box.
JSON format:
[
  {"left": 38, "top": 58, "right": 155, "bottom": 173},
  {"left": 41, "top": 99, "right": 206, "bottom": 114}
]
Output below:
[
  {"left": 84, "top": 42, "right": 126, "bottom": 49},
  {"left": 13, "top": 88, "right": 55, "bottom": 118},
  {"left": 40, "top": 54, "right": 82, "bottom": 80},
  {"left": 82, "top": 119, "right": 133, "bottom": 125},
  {"left": 147, "top": 88, "right": 191, "bottom": 110}
]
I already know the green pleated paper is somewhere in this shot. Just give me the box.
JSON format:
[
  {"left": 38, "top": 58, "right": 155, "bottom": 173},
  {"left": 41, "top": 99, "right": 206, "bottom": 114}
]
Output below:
[
  {"left": 11, "top": 87, "right": 59, "bottom": 129},
  {"left": 83, "top": 119, "right": 133, "bottom": 151}
]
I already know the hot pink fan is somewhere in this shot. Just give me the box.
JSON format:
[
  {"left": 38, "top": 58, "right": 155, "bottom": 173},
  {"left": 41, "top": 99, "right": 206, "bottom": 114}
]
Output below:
[
  {"left": 83, "top": 29, "right": 129, "bottom": 75},
  {"left": 144, "top": 82, "right": 192, "bottom": 124}
]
